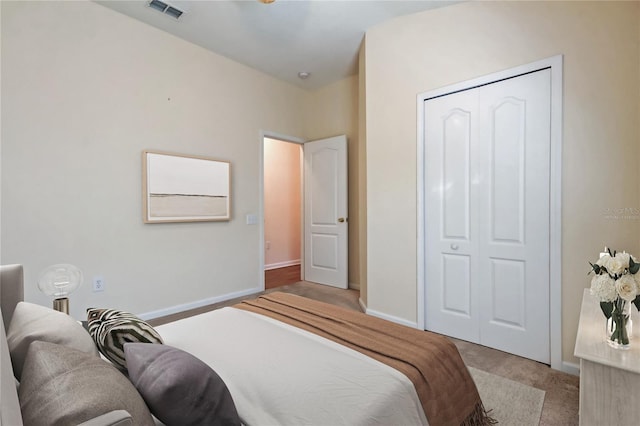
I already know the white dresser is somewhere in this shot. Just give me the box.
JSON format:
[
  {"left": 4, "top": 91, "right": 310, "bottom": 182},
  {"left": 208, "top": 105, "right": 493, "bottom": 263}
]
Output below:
[{"left": 574, "top": 289, "right": 640, "bottom": 425}]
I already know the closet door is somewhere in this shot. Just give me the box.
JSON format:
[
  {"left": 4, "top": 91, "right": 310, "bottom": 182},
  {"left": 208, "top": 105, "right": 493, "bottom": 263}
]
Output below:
[
  {"left": 424, "top": 69, "right": 551, "bottom": 363},
  {"left": 424, "top": 89, "right": 480, "bottom": 343},
  {"left": 476, "top": 70, "right": 550, "bottom": 363}
]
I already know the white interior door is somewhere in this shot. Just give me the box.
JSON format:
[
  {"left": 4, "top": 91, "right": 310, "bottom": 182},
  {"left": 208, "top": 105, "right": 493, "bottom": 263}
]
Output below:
[
  {"left": 304, "top": 135, "right": 348, "bottom": 288},
  {"left": 424, "top": 89, "right": 480, "bottom": 343},
  {"left": 425, "top": 70, "right": 551, "bottom": 363}
]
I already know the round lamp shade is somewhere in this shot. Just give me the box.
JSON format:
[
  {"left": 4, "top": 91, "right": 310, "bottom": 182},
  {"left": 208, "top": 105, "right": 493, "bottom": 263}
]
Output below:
[{"left": 37, "top": 264, "right": 83, "bottom": 298}]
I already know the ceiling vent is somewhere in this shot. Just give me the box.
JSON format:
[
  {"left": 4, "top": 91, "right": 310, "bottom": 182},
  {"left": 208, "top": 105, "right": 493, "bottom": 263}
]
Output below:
[{"left": 148, "top": 0, "right": 184, "bottom": 20}]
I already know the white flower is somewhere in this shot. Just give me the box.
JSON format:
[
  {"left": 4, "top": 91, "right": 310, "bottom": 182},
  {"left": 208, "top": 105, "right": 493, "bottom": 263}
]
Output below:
[
  {"left": 634, "top": 272, "right": 640, "bottom": 289},
  {"left": 615, "top": 252, "right": 632, "bottom": 269},
  {"left": 590, "top": 274, "right": 617, "bottom": 302},
  {"left": 615, "top": 274, "right": 638, "bottom": 301},
  {"left": 605, "top": 255, "right": 626, "bottom": 276},
  {"left": 596, "top": 254, "right": 611, "bottom": 267}
]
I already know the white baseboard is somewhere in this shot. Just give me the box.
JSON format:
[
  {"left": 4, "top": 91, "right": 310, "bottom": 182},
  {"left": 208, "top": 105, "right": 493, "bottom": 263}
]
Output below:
[
  {"left": 264, "top": 260, "right": 301, "bottom": 271},
  {"left": 349, "top": 282, "right": 360, "bottom": 291},
  {"left": 365, "top": 307, "right": 419, "bottom": 329},
  {"left": 358, "top": 297, "right": 367, "bottom": 312},
  {"left": 561, "top": 361, "right": 580, "bottom": 376},
  {"left": 137, "top": 286, "right": 262, "bottom": 321}
]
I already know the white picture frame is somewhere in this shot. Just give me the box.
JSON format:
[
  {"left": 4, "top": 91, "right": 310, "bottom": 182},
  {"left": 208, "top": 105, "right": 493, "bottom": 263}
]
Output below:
[{"left": 142, "top": 150, "right": 231, "bottom": 223}]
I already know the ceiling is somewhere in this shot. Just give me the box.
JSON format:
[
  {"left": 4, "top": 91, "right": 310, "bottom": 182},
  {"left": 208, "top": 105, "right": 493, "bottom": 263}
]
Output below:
[{"left": 96, "top": 0, "right": 460, "bottom": 90}]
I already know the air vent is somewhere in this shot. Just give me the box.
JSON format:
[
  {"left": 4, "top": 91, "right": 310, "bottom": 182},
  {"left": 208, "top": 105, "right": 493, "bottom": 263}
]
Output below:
[{"left": 148, "top": 0, "right": 184, "bottom": 20}]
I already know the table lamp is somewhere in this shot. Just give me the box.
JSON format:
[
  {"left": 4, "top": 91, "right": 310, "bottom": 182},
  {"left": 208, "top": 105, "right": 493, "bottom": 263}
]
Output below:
[{"left": 37, "top": 264, "right": 83, "bottom": 314}]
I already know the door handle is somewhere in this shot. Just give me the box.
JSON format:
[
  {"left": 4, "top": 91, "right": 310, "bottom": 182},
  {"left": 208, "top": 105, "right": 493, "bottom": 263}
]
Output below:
[
  {"left": 450, "top": 243, "right": 459, "bottom": 250},
  {"left": 338, "top": 217, "right": 347, "bottom": 223}
]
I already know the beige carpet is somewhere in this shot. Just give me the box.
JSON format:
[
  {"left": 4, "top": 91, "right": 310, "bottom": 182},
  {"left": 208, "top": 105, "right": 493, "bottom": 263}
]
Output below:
[{"left": 469, "top": 367, "right": 545, "bottom": 425}]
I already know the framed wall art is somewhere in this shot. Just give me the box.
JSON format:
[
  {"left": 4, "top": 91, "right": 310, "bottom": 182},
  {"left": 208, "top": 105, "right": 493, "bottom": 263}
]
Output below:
[{"left": 142, "top": 150, "right": 231, "bottom": 223}]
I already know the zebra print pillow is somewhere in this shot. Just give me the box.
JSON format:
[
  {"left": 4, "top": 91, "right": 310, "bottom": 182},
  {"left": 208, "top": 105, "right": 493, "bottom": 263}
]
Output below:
[{"left": 86, "top": 308, "right": 163, "bottom": 371}]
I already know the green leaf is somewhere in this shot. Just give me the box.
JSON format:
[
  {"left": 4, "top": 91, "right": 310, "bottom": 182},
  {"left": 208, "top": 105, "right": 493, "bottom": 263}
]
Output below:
[
  {"left": 630, "top": 257, "right": 640, "bottom": 274},
  {"left": 600, "top": 301, "right": 614, "bottom": 319},
  {"left": 588, "top": 262, "right": 600, "bottom": 275}
]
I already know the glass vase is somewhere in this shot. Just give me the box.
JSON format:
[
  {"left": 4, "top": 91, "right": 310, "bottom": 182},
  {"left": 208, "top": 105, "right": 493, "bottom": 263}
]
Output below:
[{"left": 606, "top": 299, "right": 632, "bottom": 350}]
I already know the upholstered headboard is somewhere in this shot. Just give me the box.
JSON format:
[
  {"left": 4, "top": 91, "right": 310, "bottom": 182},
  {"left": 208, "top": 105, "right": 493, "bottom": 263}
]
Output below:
[
  {"left": 1, "top": 264, "right": 24, "bottom": 426},
  {"left": 0, "top": 264, "right": 24, "bottom": 330}
]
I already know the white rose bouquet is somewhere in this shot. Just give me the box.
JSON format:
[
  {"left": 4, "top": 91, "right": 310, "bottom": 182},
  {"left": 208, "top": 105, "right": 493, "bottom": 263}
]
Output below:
[{"left": 589, "top": 247, "right": 640, "bottom": 347}]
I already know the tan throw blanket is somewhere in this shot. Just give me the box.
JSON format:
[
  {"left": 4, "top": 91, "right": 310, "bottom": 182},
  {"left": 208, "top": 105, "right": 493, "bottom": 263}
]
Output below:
[{"left": 235, "top": 292, "right": 494, "bottom": 426}]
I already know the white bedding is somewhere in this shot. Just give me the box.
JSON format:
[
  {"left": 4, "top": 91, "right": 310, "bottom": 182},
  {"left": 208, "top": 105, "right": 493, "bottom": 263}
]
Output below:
[{"left": 156, "top": 307, "right": 428, "bottom": 426}]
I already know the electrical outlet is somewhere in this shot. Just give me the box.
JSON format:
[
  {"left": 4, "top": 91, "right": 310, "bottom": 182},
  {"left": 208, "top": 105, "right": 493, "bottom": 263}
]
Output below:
[{"left": 93, "top": 276, "right": 105, "bottom": 292}]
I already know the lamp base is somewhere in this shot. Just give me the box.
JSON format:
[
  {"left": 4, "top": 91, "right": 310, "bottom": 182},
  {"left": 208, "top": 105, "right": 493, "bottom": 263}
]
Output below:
[{"left": 53, "top": 298, "right": 69, "bottom": 314}]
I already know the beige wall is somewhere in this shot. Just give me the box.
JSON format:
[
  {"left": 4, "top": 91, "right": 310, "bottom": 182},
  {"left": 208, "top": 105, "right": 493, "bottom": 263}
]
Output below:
[
  {"left": 0, "top": 1, "right": 309, "bottom": 318},
  {"left": 364, "top": 1, "right": 640, "bottom": 365},
  {"left": 357, "top": 40, "right": 367, "bottom": 304},
  {"left": 0, "top": 2, "right": 3, "bottom": 266},
  {"left": 263, "top": 138, "right": 302, "bottom": 268},
  {"left": 305, "top": 76, "right": 360, "bottom": 288}
]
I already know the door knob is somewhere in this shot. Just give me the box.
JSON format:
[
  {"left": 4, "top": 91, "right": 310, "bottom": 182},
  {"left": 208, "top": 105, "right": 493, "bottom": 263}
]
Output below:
[
  {"left": 338, "top": 217, "right": 347, "bottom": 223},
  {"left": 451, "top": 244, "right": 459, "bottom": 250}
]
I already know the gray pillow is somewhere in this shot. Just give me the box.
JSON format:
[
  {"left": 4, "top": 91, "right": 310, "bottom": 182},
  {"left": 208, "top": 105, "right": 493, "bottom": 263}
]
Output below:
[
  {"left": 124, "top": 343, "right": 240, "bottom": 426},
  {"left": 18, "top": 341, "right": 155, "bottom": 426},
  {"left": 7, "top": 301, "right": 98, "bottom": 380}
]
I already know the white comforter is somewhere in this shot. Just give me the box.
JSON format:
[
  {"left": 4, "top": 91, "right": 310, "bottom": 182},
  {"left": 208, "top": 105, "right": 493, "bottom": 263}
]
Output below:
[{"left": 156, "top": 307, "right": 428, "bottom": 426}]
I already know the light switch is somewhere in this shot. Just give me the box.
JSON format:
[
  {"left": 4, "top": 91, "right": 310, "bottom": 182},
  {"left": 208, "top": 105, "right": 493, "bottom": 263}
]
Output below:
[{"left": 246, "top": 214, "right": 258, "bottom": 225}]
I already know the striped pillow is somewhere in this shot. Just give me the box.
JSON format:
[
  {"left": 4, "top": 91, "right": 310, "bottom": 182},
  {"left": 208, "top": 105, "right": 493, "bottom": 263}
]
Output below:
[{"left": 86, "top": 308, "right": 163, "bottom": 371}]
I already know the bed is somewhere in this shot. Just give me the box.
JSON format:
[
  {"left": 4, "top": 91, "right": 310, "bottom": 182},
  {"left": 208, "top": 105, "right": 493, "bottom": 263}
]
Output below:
[{"left": 1, "top": 264, "right": 492, "bottom": 425}]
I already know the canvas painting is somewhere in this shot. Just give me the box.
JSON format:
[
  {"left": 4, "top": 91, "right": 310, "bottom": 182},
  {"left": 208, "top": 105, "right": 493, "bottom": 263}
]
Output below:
[{"left": 143, "top": 150, "right": 231, "bottom": 223}]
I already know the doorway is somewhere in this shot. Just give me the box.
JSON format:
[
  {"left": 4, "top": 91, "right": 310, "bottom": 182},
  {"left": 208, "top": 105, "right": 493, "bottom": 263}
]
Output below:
[
  {"left": 263, "top": 137, "right": 303, "bottom": 290},
  {"left": 417, "top": 56, "right": 563, "bottom": 369},
  {"left": 259, "top": 133, "right": 349, "bottom": 291}
]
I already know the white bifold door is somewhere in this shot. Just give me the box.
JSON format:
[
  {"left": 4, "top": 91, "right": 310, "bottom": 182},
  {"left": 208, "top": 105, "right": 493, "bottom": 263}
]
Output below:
[{"left": 424, "top": 69, "right": 551, "bottom": 363}]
